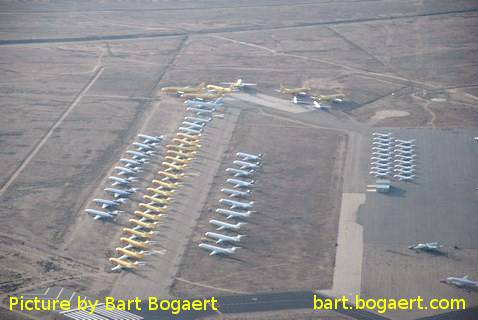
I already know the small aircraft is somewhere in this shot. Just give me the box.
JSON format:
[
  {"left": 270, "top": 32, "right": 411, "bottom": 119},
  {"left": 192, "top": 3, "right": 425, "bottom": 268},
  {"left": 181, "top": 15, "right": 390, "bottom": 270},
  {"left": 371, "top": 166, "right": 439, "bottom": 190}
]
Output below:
[
  {"left": 221, "top": 79, "right": 256, "bottom": 89},
  {"left": 186, "top": 107, "right": 215, "bottom": 115},
  {"left": 372, "top": 146, "right": 393, "bottom": 152},
  {"left": 394, "top": 145, "right": 415, "bottom": 151},
  {"left": 115, "top": 166, "right": 142, "bottom": 176},
  {"left": 86, "top": 208, "right": 121, "bottom": 220},
  {"left": 129, "top": 218, "right": 159, "bottom": 229},
  {"left": 219, "top": 198, "right": 254, "bottom": 210},
  {"left": 93, "top": 198, "right": 126, "bottom": 209},
  {"left": 370, "top": 172, "right": 390, "bottom": 178},
  {"left": 395, "top": 154, "right": 416, "bottom": 160},
  {"left": 210, "top": 219, "right": 247, "bottom": 231},
  {"left": 227, "top": 178, "right": 255, "bottom": 189},
  {"left": 226, "top": 168, "right": 255, "bottom": 177},
  {"left": 311, "top": 93, "right": 345, "bottom": 103},
  {"left": 372, "top": 132, "right": 393, "bottom": 137},
  {"left": 178, "top": 126, "right": 203, "bottom": 135},
  {"left": 395, "top": 139, "right": 415, "bottom": 145},
  {"left": 394, "top": 174, "right": 416, "bottom": 181},
  {"left": 161, "top": 82, "right": 206, "bottom": 94},
  {"left": 206, "top": 84, "right": 237, "bottom": 93},
  {"left": 138, "top": 134, "right": 164, "bottom": 145},
  {"left": 110, "top": 257, "right": 145, "bottom": 272},
  {"left": 184, "top": 116, "right": 211, "bottom": 124},
  {"left": 408, "top": 242, "right": 443, "bottom": 252},
  {"left": 198, "top": 243, "right": 240, "bottom": 256},
  {"left": 165, "top": 156, "right": 192, "bottom": 164},
  {"left": 442, "top": 276, "right": 478, "bottom": 289},
  {"left": 158, "top": 171, "right": 184, "bottom": 181},
  {"left": 221, "top": 188, "right": 251, "bottom": 198},
  {"left": 233, "top": 160, "right": 261, "bottom": 170},
  {"left": 278, "top": 85, "right": 310, "bottom": 95},
  {"left": 104, "top": 187, "right": 138, "bottom": 198},
  {"left": 120, "top": 158, "right": 146, "bottom": 168},
  {"left": 370, "top": 167, "right": 391, "bottom": 172},
  {"left": 236, "top": 152, "right": 262, "bottom": 162},
  {"left": 205, "top": 232, "right": 245, "bottom": 244},
  {"left": 109, "top": 176, "right": 137, "bottom": 186},
  {"left": 177, "top": 132, "right": 201, "bottom": 140},
  {"left": 371, "top": 159, "right": 392, "bottom": 165},
  {"left": 216, "top": 208, "right": 252, "bottom": 219},
  {"left": 126, "top": 150, "right": 153, "bottom": 160},
  {"left": 133, "top": 142, "right": 155, "bottom": 151},
  {"left": 181, "top": 92, "right": 223, "bottom": 101},
  {"left": 184, "top": 98, "right": 222, "bottom": 109}
]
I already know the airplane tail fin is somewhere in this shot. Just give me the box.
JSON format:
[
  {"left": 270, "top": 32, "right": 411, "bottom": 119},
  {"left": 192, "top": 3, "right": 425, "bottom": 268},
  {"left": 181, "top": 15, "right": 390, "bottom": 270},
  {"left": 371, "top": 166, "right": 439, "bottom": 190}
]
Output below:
[
  {"left": 231, "top": 247, "right": 240, "bottom": 253},
  {"left": 237, "top": 235, "right": 246, "bottom": 241}
]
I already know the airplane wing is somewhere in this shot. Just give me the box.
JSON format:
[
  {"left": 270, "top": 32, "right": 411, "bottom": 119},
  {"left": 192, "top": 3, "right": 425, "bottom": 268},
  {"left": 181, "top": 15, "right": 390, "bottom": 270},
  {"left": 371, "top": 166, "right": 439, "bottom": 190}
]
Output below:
[
  {"left": 227, "top": 215, "right": 234, "bottom": 219},
  {"left": 94, "top": 215, "right": 102, "bottom": 220},
  {"left": 217, "top": 226, "right": 225, "bottom": 231},
  {"left": 114, "top": 193, "right": 120, "bottom": 198},
  {"left": 209, "top": 250, "right": 218, "bottom": 256},
  {"left": 217, "top": 239, "right": 224, "bottom": 244},
  {"left": 102, "top": 204, "right": 108, "bottom": 209}
]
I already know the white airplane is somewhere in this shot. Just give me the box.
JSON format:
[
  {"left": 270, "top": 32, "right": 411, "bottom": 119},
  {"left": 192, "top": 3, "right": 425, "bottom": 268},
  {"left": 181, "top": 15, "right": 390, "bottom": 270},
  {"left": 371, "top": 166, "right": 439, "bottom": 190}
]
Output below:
[
  {"left": 226, "top": 167, "right": 255, "bottom": 177},
  {"left": 115, "top": 166, "right": 142, "bottom": 176},
  {"left": 394, "top": 160, "right": 414, "bottom": 165},
  {"left": 221, "top": 188, "right": 251, "bottom": 198},
  {"left": 220, "top": 198, "right": 254, "bottom": 210},
  {"left": 442, "top": 276, "right": 478, "bottom": 289},
  {"left": 86, "top": 208, "right": 121, "bottom": 220},
  {"left": 395, "top": 154, "right": 416, "bottom": 160},
  {"left": 408, "top": 242, "right": 443, "bottom": 252},
  {"left": 93, "top": 198, "right": 126, "bottom": 209},
  {"left": 209, "top": 219, "right": 246, "bottom": 231},
  {"left": 138, "top": 134, "right": 164, "bottom": 145},
  {"left": 394, "top": 168, "right": 415, "bottom": 175},
  {"left": 178, "top": 126, "right": 202, "bottom": 135},
  {"left": 133, "top": 142, "right": 155, "bottom": 151},
  {"left": 394, "top": 174, "right": 416, "bottom": 181},
  {"left": 312, "top": 101, "right": 331, "bottom": 110},
  {"left": 221, "top": 79, "right": 256, "bottom": 89},
  {"left": 205, "top": 232, "right": 245, "bottom": 244},
  {"left": 395, "top": 139, "right": 415, "bottom": 145},
  {"left": 198, "top": 243, "right": 240, "bottom": 256},
  {"left": 109, "top": 176, "right": 137, "bottom": 186},
  {"left": 182, "top": 121, "right": 204, "bottom": 129},
  {"left": 372, "top": 151, "right": 392, "bottom": 157},
  {"left": 372, "top": 132, "right": 393, "bottom": 137},
  {"left": 227, "top": 178, "right": 255, "bottom": 188},
  {"left": 233, "top": 160, "right": 261, "bottom": 170},
  {"left": 370, "top": 172, "right": 390, "bottom": 178},
  {"left": 187, "top": 107, "right": 215, "bottom": 115},
  {"left": 371, "top": 156, "right": 392, "bottom": 161},
  {"left": 373, "top": 136, "right": 393, "bottom": 141},
  {"left": 372, "top": 146, "right": 393, "bottom": 152},
  {"left": 184, "top": 98, "right": 223, "bottom": 108},
  {"left": 394, "top": 164, "right": 416, "bottom": 169},
  {"left": 184, "top": 116, "right": 211, "bottom": 124},
  {"left": 371, "top": 159, "right": 391, "bottom": 164},
  {"left": 126, "top": 150, "right": 153, "bottom": 160},
  {"left": 236, "top": 152, "right": 263, "bottom": 162},
  {"left": 395, "top": 145, "right": 415, "bottom": 151},
  {"left": 370, "top": 164, "right": 392, "bottom": 169},
  {"left": 216, "top": 208, "right": 252, "bottom": 219},
  {"left": 120, "top": 158, "right": 146, "bottom": 167},
  {"left": 104, "top": 187, "right": 138, "bottom": 198}
]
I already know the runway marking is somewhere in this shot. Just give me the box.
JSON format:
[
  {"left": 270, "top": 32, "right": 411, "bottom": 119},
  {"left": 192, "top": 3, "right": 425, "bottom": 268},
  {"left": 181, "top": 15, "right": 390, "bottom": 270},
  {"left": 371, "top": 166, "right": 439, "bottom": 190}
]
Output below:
[
  {"left": 175, "top": 277, "right": 251, "bottom": 294},
  {"left": 0, "top": 66, "right": 104, "bottom": 196},
  {"left": 55, "top": 287, "right": 65, "bottom": 300}
]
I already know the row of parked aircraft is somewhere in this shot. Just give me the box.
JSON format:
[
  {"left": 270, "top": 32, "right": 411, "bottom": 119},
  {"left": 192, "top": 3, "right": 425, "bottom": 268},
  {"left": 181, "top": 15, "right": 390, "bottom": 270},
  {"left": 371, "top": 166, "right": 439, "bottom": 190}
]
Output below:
[
  {"left": 161, "top": 79, "right": 256, "bottom": 101},
  {"left": 109, "top": 108, "right": 215, "bottom": 271},
  {"left": 198, "top": 152, "right": 263, "bottom": 256},
  {"left": 278, "top": 85, "right": 345, "bottom": 110},
  {"left": 85, "top": 134, "right": 164, "bottom": 220},
  {"left": 370, "top": 132, "right": 417, "bottom": 181}
]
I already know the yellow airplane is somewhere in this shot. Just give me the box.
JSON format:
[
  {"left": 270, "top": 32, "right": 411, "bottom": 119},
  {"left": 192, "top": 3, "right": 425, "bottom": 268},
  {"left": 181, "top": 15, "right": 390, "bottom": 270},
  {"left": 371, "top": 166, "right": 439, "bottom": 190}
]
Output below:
[
  {"left": 161, "top": 82, "right": 206, "bottom": 94},
  {"left": 143, "top": 195, "right": 170, "bottom": 205},
  {"left": 158, "top": 171, "right": 184, "bottom": 180},
  {"left": 129, "top": 219, "right": 158, "bottom": 229},
  {"left": 162, "top": 161, "right": 186, "bottom": 171},
  {"left": 116, "top": 247, "right": 145, "bottom": 260},
  {"left": 134, "top": 210, "right": 164, "bottom": 220},
  {"left": 172, "top": 138, "right": 201, "bottom": 146},
  {"left": 123, "top": 228, "right": 155, "bottom": 239},
  {"left": 176, "top": 132, "right": 200, "bottom": 141},
  {"left": 279, "top": 84, "right": 311, "bottom": 95},
  {"left": 120, "top": 237, "right": 150, "bottom": 250},
  {"left": 152, "top": 179, "right": 179, "bottom": 189},
  {"left": 147, "top": 187, "right": 175, "bottom": 197},
  {"left": 181, "top": 92, "right": 223, "bottom": 101},
  {"left": 167, "top": 144, "right": 198, "bottom": 152},
  {"left": 165, "top": 156, "right": 192, "bottom": 164},
  {"left": 167, "top": 149, "right": 196, "bottom": 157},
  {"left": 206, "top": 84, "right": 235, "bottom": 93},
  {"left": 109, "top": 257, "right": 143, "bottom": 270},
  {"left": 138, "top": 203, "right": 168, "bottom": 214},
  {"left": 311, "top": 93, "right": 345, "bottom": 102}
]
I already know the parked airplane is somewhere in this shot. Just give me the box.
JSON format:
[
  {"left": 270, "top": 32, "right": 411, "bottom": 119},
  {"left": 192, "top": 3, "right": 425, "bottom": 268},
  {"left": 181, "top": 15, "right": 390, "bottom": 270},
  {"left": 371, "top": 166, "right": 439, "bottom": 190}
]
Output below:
[
  {"left": 227, "top": 178, "right": 255, "bottom": 188},
  {"left": 395, "top": 139, "right": 415, "bottom": 145},
  {"left": 372, "top": 151, "right": 392, "bottom": 157},
  {"left": 162, "top": 161, "right": 185, "bottom": 171},
  {"left": 138, "top": 134, "right": 164, "bottom": 144},
  {"left": 115, "top": 166, "right": 142, "bottom": 176},
  {"left": 311, "top": 93, "right": 345, "bottom": 102},
  {"left": 158, "top": 171, "right": 184, "bottom": 180},
  {"left": 205, "top": 232, "right": 245, "bottom": 244},
  {"left": 206, "top": 84, "right": 236, "bottom": 93},
  {"left": 395, "top": 145, "right": 415, "bottom": 151},
  {"left": 123, "top": 228, "right": 155, "bottom": 239},
  {"left": 182, "top": 121, "right": 204, "bottom": 130},
  {"left": 394, "top": 174, "right": 416, "bottom": 181},
  {"left": 395, "top": 154, "right": 416, "bottom": 159},
  {"left": 104, "top": 187, "right": 138, "bottom": 198},
  {"left": 370, "top": 172, "right": 389, "bottom": 178},
  {"left": 121, "top": 237, "right": 156, "bottom": 250},
  {"left": 143, "top": 195, "right": 170, "bottom": 205},
  {"left": 161, "top": 82, "right": 206, "bottom": 94},
  {"left": 312, "top": 101, "right": 331, "bottom": 110},
  {"left": 120, "top": 158, "right": 146, "bottom": 167},
  {"left": 173, "top": 138, "right": 201, "bottom": 147},
  {"left": 394, "top": 164, "right": 416, "bottom": 169},
  {"left": 186, "top": 107, "right": 215, "bottom": 115},
  {"left": 442, "top": 276, "right": 478, "bottom": 289},
  {"left": 408, "top": 242, "right": 443, "bottom": 252},
  {"left": 220, "top": 198, "right": 254, "bottom": 210},
  {"left": 110, "top": 257, "right": 145, "bottom": 271},
  {"left": 278, "top": 85, "right": 310, "bottom": 95},
  {"left": 178, "top": 126, "right": 203, "bottom": 135},
  {"left": 184, "top": 116, "right": 211, "bottom": 124},
  {"left": 184, "top": 98, "right": 222, "bottom": 109},
  {"left": 126, "top": 150, "right": 152, "bottom": 160},
  {"left": 372, "top": 132, "right": 393, "bottom": 137},
  {"left": 198, "top": 243, "right": 240, "bottom": 256},
  {"left": 147, "top": 187, "right": 174, "bottom": 197},
  {"left": 152, "top": 179, "right": 179, "bottom": 189},
  {"left": 371, "top": 159, "right": 392, "bottom": 165},
  {"left": 371, "top": 156, "right": 392, "bottom": 161},
  {"left": 373, "top": 136, "right": 393, "bottom": 141},
  {"left": 181, "top": 92, "right": 223, "bottom": 101},
  {"left": 372, "top": 146, "right": 393, "bottom": 152},
  {"left": 226, "top": 168, "right": 255, "bottom": 177},
  {"left": 177, "top": 132, "right": 201, "bottom": 140},
  {"left": 133, "top": 142, "right": 155, "bottom": 152},
  {"left": 236, "top": 152, "right": 263, "bottom": 162},
  {"left": 216, "top": 208, "right": 252, "bottom": 219},
  {"left": 129, "top": 218, "right": 159, "bottom": 229},
  {"left": 116, "top": 247, "right": 150, "bottom": 260},
  {"left": 221, "top": 188, "right": 251, "bottom": 198},
  {"left": 135, "top": 209, "right": 164, "bottom": 220},
  {"left": 373, "top": 141, "right": 393, "bottom": 147},
  {"left": 86, "top": 208, "right": 121, "bottom": 220},
  {"left": 210, "top": 219, "right": 247, "bottom": 231},
  {"left": 221, "top": 79, "right": 256, "bottom": 89},
  {"left": 394, "top": 160, "right": 415, "bottom": 165},
  {"left": 165, "top": 156, "right": 192, "bottom": 164},
  {"left": 233, "top": 160, "right": 261, "bottom": 170},
  {"left": 93, "top": 198, "right": 126, "bottom": 209}
]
